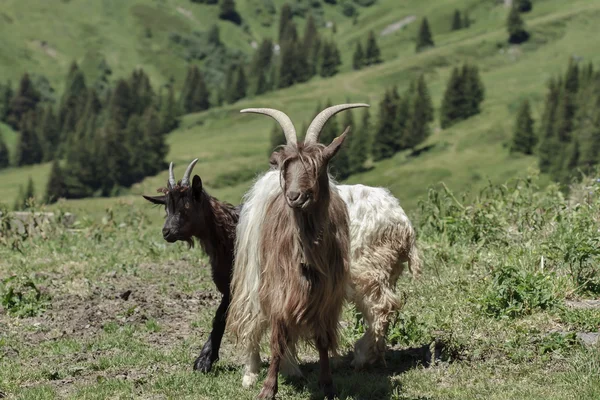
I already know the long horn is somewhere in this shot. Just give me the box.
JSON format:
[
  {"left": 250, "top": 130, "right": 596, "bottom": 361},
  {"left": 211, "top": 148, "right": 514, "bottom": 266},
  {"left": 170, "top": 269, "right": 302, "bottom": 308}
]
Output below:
[
  {"left": 305, "top": 103, "right": 370, "bottom": 145},
  {"left": 168, "top": 162, "right": 176, "bottom": 188},
  {"left": 240, "top": 108, "right": 297, "bottom": 145},
  {"left": 181, "top": 158, "right": 199, "bottom": 187}
]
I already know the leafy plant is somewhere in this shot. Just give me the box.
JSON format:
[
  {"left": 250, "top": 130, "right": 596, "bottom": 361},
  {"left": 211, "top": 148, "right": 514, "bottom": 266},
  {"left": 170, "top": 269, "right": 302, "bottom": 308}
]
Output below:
[{"left": 1, "top": 275, "right": 51, "bottom": 317}]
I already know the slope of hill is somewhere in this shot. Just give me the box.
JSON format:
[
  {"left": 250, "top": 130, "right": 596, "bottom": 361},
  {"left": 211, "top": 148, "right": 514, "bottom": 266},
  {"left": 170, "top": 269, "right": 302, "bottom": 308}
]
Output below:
[{"left": 0, "top": 0, "right": 599, "bottom": 220}]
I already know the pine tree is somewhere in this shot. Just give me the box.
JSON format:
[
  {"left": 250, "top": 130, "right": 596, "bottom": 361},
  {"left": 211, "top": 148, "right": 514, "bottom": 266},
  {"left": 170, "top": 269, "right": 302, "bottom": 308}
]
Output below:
[
  {"left": 22, "top": 176, "right": 35, "bottom": 209},
  {"left": 13, "top": 185, "right": 24, "bottom": 211},
  {"left": 404, "top": 75, "right": 434, "bottom": 149},
  {"left": 364, "top": 31, "right": 382, "bottom": 66},
  {"left": 395, "top": 93, "right": 411, "bottom": 150},
  {"left": 58, "top": 63, "right": 87, "bottom": 135},
  {"left": 416, "top": 17, "right": 434, "bottom": 52},
  {"left": 319, "top": 100, "right": 339, "bottom": 146},
  {"left": 510, "top": 99, "right": 536, "bottom": 154},
  {"left": 44, "top": 160, "right": 66, "bottom": 204},
  {"left": 373, "top": 89, "right": 400, "bottom": 160},
  {"left": 160, "top": 84, "right": 179, "bottom": 134},
  {"left": 329, "top": 110, "right": 354, "bottom": 180},
  {"left": 192, "top": 69, "right": 211, "bottom": 111},
  {"left": 279, "top": 23, "right": 299, "bottom": 88},
  {"left": 15, "top": 111, "right": 43, "bottom": 166},
  {"left": 278, "top": 4, "right": 293, "bottom": 42},
  {"left": 141, "top": 107, "right": 168, "bottom": 175},
  {"left": 320, "top": 41, "right": 342, "bottom": 78},
  {"left": 6, "top": 73, "right": 41, "bottom": 129},
  {"left": 208, "top": 24, "right": 221, "bottom": 46},
  {"left": 578, "top": 105, "right": 600, "bottom": 171},
  {"left": 0, "top": 132, "right": 9, "bottom": 169},
  {"left": 349, "top": 107, "right": 371, "bottom": 174},
  {"left": 129, "top": 69, "right": 154, "bottom": 116},
  {"left": 516, "top": 0, "right": 532, "bottom": 13},
  {"left": 538, "top": 78, "right": 561, "bottom": 173},
  {"left": 564, "top": 59, "right": 579, "bottom": 94},
  {"left": 229, "top": 66, "right": 247, "bottom": 103},
  {"left": 218, "top": 0, "right": 241, "bottom": 25},
  {"left": 38, "top": 105, "right": 59, "bottom": 161},
  {"left": 303, "top": 14, "right": 320, "bottom": 78},
  {"left": 451, "top": 10, "right": 463, "bottom": 31},
  {"left": 461, "top": 64, "right": 485, "bottom": 117},
  {"left": 0, "top": 81, "right": 13, "bottom": 122},
  {"left": 268, "top": 122, "right": 286, "bottom": 155},
  {"left": 561, "top": 135, "right": 580, "bottom": 184},
  {"left": 108, "top": 79, "right": 133, "bottom": 130},
  {"left": 463, "top": 10, "right": 471, "bottom": 28},
  {"left": 352, "top": 42, "right": 365, "bottom": 70},
  {"left": 251, "top": 39, "right": 274, "bottom": 94},
  {"left": 507, "top": 4, "right": 529, "bottom": 44},
  {"left": 440, "top": 67, "right": 464, "bottom": 129}
]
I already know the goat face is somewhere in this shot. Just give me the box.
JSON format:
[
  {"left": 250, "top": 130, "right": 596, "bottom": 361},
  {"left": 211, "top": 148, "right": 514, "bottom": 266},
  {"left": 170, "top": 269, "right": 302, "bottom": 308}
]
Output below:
[
  {"left": 273, "top": 130, "right": 348, "bottom": 211},
  {"left": 143, "top": 175, "right": 204, "bottom": 244}
]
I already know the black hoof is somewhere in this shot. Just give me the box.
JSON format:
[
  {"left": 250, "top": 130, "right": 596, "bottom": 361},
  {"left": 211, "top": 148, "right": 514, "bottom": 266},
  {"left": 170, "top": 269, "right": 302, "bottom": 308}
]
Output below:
[{"left": 193, "top": 353, "right": 217, "bottom": 373}]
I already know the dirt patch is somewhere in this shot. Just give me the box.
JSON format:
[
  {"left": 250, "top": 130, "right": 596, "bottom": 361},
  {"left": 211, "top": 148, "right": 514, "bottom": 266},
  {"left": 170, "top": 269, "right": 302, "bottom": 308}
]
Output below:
[
  {"left": 29, "top": 40, "right": 59, "bottom": 59},
  {"left": 176, "top": 6, "right": 194, "bottom": 21},
  {"left": 381, "top": 16, "right": 416, "bottom": 36},
  {"left": 566, "top": 300, "right": 600, "bottom": 309}
]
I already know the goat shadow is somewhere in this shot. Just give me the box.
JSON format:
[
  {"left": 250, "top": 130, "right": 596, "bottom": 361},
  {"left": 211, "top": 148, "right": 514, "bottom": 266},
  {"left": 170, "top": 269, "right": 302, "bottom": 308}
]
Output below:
[{"left": 280, "top": 342, "right": 443, "bottom": 400}]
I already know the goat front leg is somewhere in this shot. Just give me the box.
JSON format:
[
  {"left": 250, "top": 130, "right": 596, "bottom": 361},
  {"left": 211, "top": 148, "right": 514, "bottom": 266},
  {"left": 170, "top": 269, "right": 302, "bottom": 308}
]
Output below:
[
  {"left": 316, "top": 337, "right": 337, "bottom": 400},
  {"left": 194, "top": 293, "right": 229, "bottom": 373},
  {"left": 258, "top": 320, "right": 287, "bottom": 399}
]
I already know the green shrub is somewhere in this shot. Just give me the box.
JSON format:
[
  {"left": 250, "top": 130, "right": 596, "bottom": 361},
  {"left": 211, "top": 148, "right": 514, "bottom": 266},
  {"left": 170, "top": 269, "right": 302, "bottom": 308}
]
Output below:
[{"left": 1, "top": 275, "right": 51, "bottom": 317}]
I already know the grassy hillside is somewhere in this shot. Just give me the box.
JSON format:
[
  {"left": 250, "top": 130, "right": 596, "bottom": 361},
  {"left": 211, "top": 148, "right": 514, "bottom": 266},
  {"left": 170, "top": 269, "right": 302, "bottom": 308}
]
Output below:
[{"left": 1, "top": 0, "right": 599, "bottom": 220}]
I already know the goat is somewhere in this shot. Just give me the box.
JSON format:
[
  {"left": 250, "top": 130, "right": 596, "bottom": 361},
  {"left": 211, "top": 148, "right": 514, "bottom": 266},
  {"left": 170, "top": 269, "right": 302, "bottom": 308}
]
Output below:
[
  {"left": 228, "top": 104, "right": 365, "bottom": 399},
  {"left": 228, "top": 106, "right": 422, "bottom": 389},
  {"left": 143, "top": 159, "right": 240, "bottom": 373}
]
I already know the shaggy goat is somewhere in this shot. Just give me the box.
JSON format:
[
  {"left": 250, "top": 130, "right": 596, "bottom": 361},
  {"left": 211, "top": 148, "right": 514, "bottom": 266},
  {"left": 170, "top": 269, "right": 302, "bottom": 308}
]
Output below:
[
  {"left": 228, "top": 106, "right": 422, "bottom": 388},
  {"left": 229, "top": 104, "right": 365, "bottom": 399},
  {"left": 143, "top": 159, "right": 240, "bottom": 373}
]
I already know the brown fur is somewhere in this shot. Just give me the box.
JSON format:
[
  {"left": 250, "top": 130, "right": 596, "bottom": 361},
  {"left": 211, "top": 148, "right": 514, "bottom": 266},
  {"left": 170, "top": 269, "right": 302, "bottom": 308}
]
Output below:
[{"left": 256, "top": 142, "right": 350, "bottom": 400}]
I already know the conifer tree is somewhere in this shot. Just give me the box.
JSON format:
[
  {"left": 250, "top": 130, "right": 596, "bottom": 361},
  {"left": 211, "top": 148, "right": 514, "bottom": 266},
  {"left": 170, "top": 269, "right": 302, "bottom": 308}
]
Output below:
[
  {"left": 320, "top": 41, "right": 342, "bottom": 77},
  {"left": 302, "top": 14, "right": 320, "bottom": 78},
  {"left": 564, "top": 59, "right": 579, "bottom": 94},
  {"left": 538, "top": 78, "right": 561, "bottom": 173},
  {"left": 364, "top": 31, "right": 382, "bottom": 65},
  {"left": 561, "top": 135, "right": 580, "bottom": 184},
  {"left": 507, "top": 4, "right": 529, "bottom": 44},
  {"left": 231, "top": 66, "right": 247, "bottom": 103},
  {"left": 0, "top": 133, "right": 9, "bottom": 169},
  {"left": 218, "top": 0, "right": 241, "bottom": 25},
  {"left": 6, "top": 73, "right": 41, "bottom": 129},
  {"left": 329, "top": 110, "right": 353, "bottom": 180},
  {"left": 463, "top": 10, "right": 471, "bottom": 28},
  {"left": 349, "top": 107, "right": 371, "bottom": 174},
  {"left": 416, "top": 17, "right": 434, "bottom": 52},
  {"left": 38, "top": 105, "right": 59, "bottom": 161},
  {"left": 0, "top": 81, "right": 13, "bottom": 122},
  {"left": 319, "top": 100, "right": 339, "bottom": 146},
  {"left": 510, "top": 99, "right": 536, "bottom": 154},
  {"left": 15, "top": 111, "right": 43, "bottom": 166},
  {"left": 278, "top": 4, "right": 293, "bottom": 42},
  {"left": 440, "top": 67, "right": 464, "bottom": 129},
  {"left": 45, "top": 160, "right": 66, "bottom": 204},
  {"left": 451, "top": 10, "right": 463, "bottom": 31},
  {"left": 578, "top": 105, "right": 600, "bottom": 171},
  {"left": 129, "top": 69, "right": 154, "bottom": 116},
  {"left": 352, "top": 42, "right": 365, "bottom": 70},
  {"left": 192, "top": 69, "right": 211, "bottom": 111},
  {"left": 373, "top": 89, "right": 400, "bottom": 160},
  {"left": 404, "top": 75, "right": 434, "bottom": 149},
  {"left": 142, "top": 107, "right": 168, "bottom": 174},
  {"left": 395, "top": 94, "right": 411, "bottom": 150},
  {"left": 21, "top": 176, "right": 35, "bottom": 209},
  {"left": 58, "top": 63, "right": 87, "bottom": 135},
  {"left": 13, "top": 185, "right": 24, "bottom": 211},
  {"left": 108, "top": 79, "right": 133, "bottom": 130},
  {"left": 160, "top": 84, "right": 179, "bottom": 134}
]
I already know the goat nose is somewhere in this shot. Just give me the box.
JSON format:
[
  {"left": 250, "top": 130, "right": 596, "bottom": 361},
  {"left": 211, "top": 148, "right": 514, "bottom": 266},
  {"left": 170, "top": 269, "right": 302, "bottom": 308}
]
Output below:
[
  {"left": 287, "top": 191, "right": 301, "bottom": 202},
  {"left": 162, "top": 228, "right": 171, "bottom": 237}
]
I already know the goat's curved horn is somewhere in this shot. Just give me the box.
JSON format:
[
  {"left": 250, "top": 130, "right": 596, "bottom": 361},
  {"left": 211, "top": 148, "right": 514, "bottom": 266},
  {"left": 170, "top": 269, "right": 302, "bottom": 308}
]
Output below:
[
  {"left": 168, "top": 162, "right": 176, "bottom": 188},
  {"left": 240, "top": 108, "right": 297, "bottom": 145},
  {"left": 181, "top": 158, "right": 199, "bottom": 187},
  {"left": 305, "top": 103, "right": 370, "bottom": 145}
]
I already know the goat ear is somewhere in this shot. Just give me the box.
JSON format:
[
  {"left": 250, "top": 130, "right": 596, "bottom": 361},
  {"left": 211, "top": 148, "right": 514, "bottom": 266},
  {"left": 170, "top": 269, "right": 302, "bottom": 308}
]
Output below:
[
  {"left": 192, "top": 175, "right": 203, "bottom": 200},
  {"left": 322, "top": 126, "right": 350, "bottom": 162},
  {"left": 142, "top": 195, "right": 166, "bottom": 205}
]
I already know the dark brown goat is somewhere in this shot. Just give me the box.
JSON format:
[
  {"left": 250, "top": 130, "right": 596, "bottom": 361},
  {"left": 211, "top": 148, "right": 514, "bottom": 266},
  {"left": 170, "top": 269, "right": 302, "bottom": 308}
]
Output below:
[
  {"left": 143, "top": 159, "right": 240, "bottom": 373},
  {"left": 237, "top": 104, "right": 367, "bottom": 399}
]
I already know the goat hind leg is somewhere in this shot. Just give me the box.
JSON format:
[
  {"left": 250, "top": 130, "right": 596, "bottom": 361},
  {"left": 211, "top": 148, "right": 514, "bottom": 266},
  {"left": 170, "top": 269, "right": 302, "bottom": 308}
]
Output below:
[
  {"left": 316, "top": 337, "right": 337, "bottom": 400},
  {"left": 280, "top": 337, "right": 303, "bottom": 378},
  {"left": 194, "top": 293, "right": 229, "bottom": 372}
]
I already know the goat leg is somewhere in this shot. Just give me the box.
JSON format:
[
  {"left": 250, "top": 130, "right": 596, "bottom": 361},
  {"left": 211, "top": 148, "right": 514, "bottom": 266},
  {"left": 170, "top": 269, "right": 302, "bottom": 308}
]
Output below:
[
  {"left": 194, "top": 293, "right": 229, "bottom": 372},
  {"left": 258, "top": 320, "right": 286, "bottom": 399},
  {"left": 316, "top": 337, "right": 337, "bottom": 400}
]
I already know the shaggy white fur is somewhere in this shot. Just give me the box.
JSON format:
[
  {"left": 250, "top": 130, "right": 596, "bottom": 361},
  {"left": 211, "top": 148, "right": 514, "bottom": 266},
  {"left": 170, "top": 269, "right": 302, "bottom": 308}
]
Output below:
[{"left": 227, "top": 169, "right": 422, "bottom": 386}]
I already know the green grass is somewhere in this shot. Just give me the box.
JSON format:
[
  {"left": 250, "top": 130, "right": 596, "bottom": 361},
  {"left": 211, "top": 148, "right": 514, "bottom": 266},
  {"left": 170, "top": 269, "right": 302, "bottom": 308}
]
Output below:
[{"left": 1, "top": 174, "right": 599, "bottom": 399}]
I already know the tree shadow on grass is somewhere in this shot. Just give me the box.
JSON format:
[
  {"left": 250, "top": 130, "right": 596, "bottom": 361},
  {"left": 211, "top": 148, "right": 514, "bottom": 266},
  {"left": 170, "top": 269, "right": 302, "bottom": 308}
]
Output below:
[{"left": 282, "top": 343, "right": 442, "bottom": 400}]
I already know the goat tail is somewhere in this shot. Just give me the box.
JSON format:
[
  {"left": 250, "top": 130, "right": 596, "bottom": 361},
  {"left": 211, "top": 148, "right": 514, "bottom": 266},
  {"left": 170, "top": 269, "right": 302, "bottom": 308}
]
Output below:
[{"left": 407, "top": 237, "right": 422, "bottom": 279}]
